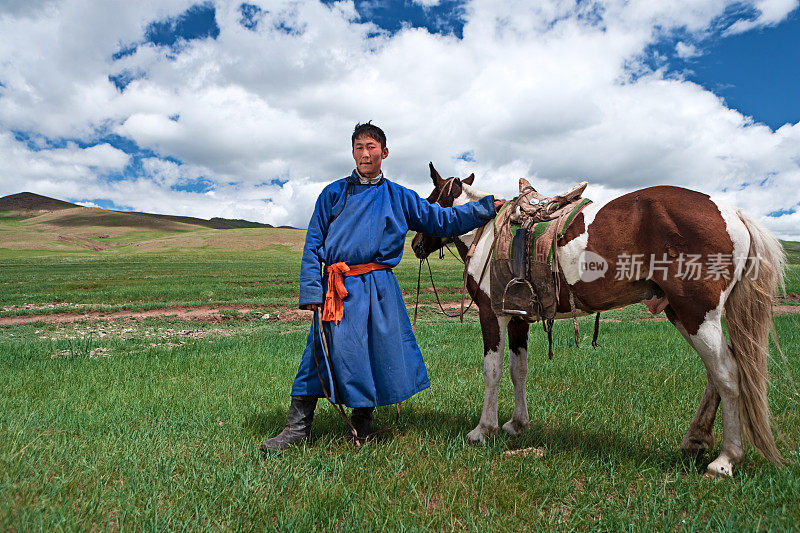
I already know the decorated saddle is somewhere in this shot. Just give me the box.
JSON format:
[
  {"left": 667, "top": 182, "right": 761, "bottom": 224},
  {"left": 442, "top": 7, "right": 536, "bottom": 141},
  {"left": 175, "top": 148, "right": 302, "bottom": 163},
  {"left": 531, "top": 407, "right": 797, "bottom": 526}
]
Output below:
[{"left": 490, "top": 178, "right": 591, "bottom": 323}]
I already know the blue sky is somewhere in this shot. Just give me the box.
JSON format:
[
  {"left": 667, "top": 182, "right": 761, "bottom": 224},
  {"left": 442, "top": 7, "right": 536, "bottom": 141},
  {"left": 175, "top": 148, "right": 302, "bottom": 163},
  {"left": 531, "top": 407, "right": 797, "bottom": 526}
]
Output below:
[
  {"left": 332, "top": 0, "right": 468, "bottom": 37},
  {"left": 336, "top": 1, "right": 800, "bottom": 130},
  {"left": 361, "top": 1, "right": 800, "bottom": 130},
  {"left": 1, "top": 0, "right": 799, "bottom": 237},
  {"left": 668, "top": 8, "right": 800, "bottom": 130}
]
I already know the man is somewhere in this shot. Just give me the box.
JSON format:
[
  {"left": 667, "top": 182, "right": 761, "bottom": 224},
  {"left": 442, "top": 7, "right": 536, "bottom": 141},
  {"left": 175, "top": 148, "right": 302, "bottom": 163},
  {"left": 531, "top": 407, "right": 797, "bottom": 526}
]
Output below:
[{"left": 261, "top": 122, "right": 504, "bottom": 451}]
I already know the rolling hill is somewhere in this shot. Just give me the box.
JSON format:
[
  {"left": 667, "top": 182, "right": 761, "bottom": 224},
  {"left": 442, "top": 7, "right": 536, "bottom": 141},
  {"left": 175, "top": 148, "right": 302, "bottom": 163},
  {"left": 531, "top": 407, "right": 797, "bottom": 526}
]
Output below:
[
  {"left": 0, "top": 192, "right": 274, "bottom": 229},
  {"left": 0, "top": 192, "right": 304, "bottom": 253}
]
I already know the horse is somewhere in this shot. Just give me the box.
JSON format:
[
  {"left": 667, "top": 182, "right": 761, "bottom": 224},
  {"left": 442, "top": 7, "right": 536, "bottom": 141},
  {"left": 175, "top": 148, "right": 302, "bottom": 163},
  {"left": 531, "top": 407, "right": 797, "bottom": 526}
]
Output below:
[{"left": 410, "top": 163, "right": 786, "bottom": 478}]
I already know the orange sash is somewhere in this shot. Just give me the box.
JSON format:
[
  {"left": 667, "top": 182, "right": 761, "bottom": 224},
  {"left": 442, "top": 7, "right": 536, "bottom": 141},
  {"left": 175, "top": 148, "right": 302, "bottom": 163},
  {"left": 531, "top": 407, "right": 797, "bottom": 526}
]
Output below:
[{"left": 322, "top": 262, "right": 390, "bottom": 324}]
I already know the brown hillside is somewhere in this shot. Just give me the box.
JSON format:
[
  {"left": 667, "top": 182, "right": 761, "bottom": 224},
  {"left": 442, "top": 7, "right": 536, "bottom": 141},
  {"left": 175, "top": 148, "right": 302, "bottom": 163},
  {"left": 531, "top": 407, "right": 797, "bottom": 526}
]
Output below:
[
  {"left": 26, "top": 207, "right": 202, "bottom": 232},
  {"left": 0, "top": 191, "right": 292, "bottom": 252},
  {"left": 0, "top": 192, "right": 77, "bottom": 212},
  {"left": 131, "top": 212, "right": 273, "bottom": 229},
  {"left": 0, "top": 192, "right": 275, "bottom": 229}
]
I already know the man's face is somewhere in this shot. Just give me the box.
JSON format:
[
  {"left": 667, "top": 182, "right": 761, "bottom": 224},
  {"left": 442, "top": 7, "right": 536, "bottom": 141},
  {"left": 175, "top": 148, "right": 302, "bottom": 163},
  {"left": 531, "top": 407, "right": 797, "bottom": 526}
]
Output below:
[{"left": 352, "top": 135, "right": 388, "bottom": 178}]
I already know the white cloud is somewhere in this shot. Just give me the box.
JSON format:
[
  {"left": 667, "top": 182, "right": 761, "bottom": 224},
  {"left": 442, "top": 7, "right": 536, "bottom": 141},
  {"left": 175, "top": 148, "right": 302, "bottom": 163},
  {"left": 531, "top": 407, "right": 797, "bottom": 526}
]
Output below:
[
  {"left": 0, "top": 0, "right": 57, "bottom": 16},
  {"left": 725, "top": 0, "right": 798, "bottom": 34},
  {"left": 675, "top": 41, "right": 700, "bottom": 59},
  {"left": 0, "top": 0, "right": 799, "bottom": 239},
  {"left": 0, "top": 132, "right": 130, "bottom": 180},
  {"left": 75, "top": 201, "right": 102, "bottom": 208}
]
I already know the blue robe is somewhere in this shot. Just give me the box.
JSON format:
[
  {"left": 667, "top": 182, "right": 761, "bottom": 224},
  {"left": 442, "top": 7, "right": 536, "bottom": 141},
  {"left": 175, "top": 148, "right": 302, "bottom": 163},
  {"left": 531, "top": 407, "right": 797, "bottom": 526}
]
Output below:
[{"left": 291, "top": 171, "right": 496, "bottom": 407}]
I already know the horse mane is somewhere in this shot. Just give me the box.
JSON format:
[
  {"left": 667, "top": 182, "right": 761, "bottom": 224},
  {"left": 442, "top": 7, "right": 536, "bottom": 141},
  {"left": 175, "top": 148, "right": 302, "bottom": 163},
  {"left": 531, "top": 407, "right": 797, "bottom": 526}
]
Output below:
[{"left": 457, "top": 183, "right": 491, "bottom": 205}]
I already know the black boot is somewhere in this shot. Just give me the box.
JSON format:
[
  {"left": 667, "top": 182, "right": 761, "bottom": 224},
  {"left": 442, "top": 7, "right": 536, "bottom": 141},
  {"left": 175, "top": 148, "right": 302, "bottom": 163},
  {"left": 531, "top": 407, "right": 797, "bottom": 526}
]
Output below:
[
  {"left": 260, "top": 396, "right": 317, "bottom": 452},
  {"left": 348, "top": 407, "right": 375, "bottom": 441}
]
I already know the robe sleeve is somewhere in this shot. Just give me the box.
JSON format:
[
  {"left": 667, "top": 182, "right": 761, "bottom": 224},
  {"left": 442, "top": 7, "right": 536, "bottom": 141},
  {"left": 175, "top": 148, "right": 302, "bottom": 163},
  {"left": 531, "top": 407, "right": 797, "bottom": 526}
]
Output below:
[
  {"left": 402, "top": 186, "right": 496, "bottom": 237},
  {"left": 298, "top": 185, "right": 335, "bottom": 308}
]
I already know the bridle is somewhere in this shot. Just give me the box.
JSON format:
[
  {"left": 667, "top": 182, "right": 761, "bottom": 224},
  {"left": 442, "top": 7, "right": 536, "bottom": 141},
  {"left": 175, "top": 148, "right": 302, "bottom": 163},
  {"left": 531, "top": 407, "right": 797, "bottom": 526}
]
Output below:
[
  {"left": 413, "top": 177, "right": 497, "bottom": 328},
  {"left": 432, "top": 176, "right": 459, "bottom": 207},
  {"left": 424, "top": 177, "right": 460, "bottom": 248}
]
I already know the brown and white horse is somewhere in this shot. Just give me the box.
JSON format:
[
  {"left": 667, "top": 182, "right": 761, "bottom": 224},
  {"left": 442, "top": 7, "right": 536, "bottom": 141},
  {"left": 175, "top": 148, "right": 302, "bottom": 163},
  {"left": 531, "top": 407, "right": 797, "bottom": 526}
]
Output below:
[{"left": 411, "top": 164, "right": 786, "bottom": 477}]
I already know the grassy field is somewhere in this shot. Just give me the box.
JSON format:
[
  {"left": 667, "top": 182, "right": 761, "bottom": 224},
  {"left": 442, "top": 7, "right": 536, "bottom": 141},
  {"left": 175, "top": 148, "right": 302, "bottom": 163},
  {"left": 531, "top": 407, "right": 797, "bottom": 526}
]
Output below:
[
  {"left": 1, "top": 238, "right": 799, "bottom": 530},
  {"left": 783, "top": 240, "right": 800, "bottom": 297}
]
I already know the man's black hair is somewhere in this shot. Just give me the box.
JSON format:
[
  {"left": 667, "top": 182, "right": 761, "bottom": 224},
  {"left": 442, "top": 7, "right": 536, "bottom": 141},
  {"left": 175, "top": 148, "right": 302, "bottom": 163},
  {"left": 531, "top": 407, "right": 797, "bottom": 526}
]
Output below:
[{"left": 352, "top": 121, "right": 386, "bottom": 148}]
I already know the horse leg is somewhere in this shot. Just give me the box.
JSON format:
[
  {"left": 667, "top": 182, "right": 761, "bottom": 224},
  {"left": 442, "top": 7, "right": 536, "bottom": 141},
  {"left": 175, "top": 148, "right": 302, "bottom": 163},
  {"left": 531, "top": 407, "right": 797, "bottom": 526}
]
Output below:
[
  {"left": 684, "top": 310, "right": 744, "bottom": 477},
  {"left": 665, "top": 307, "right": 719, "bottom": 456},
  {"left": 467, "top": 312, "right": 508, "bottom": 444},
  {"left": 681, "top": 381, "right": 720, "bottom": 456},
  {"left": 502, "top": 318, "right": 530, "bottom": 436}
]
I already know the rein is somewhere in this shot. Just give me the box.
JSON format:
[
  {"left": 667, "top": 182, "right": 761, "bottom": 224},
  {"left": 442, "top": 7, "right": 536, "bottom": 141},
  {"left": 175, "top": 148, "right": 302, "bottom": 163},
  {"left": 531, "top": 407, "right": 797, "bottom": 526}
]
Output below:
[
  {"left": 412, "top": 258, "right": 461, "bottom": 328},
  {"left": 413, "top": 223, "right": 497, "bottom": 328},
  {"left": 443, "top": 242, "right": 464, "bottom": 263},
  {"left": 412, "top": 176, "right": 498, "bottom": 328},
  {"left": 312, "top": 309, "right": 399, "bottom": 447},
  {"left": 311, "top": 311, "right": 358, "bottom": 438}
]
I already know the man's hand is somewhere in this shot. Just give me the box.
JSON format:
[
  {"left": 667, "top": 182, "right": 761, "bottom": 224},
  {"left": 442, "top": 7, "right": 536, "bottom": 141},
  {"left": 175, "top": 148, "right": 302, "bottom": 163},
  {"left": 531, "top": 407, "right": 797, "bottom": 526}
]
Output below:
[
  {"left": 301, "top": 303, "right": 321, "bottom": 312},
  {"left": 493, "top": 198, "right": 507, "bottom": 212}
]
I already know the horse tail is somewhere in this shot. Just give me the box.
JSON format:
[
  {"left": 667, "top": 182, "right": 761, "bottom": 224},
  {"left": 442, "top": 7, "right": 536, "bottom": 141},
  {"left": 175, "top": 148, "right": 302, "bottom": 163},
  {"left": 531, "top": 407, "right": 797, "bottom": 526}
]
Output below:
[{"left": 724, "top": 208, "right": 786, "bottom": 465}]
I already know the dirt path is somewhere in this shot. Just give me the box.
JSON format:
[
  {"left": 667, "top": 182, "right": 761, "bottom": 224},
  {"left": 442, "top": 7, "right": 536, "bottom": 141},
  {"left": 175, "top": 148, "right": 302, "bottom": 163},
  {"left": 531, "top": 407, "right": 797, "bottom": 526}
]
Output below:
[
  {"left": 773, "top": 305, "right": 800, "bottom": 316},
  {"left": 1, "top": 301, "right": 797, "bottom": 326},
  {"left": 0, "top": 305, "right": 262, "bottom": 325}
]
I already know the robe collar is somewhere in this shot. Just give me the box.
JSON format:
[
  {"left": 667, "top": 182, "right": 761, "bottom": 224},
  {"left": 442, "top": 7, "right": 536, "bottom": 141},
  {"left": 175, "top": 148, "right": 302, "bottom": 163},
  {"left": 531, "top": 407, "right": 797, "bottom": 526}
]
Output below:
[{"left": 349, "top": 169, "right": 385, "bottom": 186}]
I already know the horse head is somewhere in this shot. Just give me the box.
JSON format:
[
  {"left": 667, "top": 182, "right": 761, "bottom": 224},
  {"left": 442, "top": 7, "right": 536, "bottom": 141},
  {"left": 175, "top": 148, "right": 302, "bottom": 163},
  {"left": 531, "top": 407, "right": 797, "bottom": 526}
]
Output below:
[{"left": 411, "top": 162, "right": 475, "bottom": 259}]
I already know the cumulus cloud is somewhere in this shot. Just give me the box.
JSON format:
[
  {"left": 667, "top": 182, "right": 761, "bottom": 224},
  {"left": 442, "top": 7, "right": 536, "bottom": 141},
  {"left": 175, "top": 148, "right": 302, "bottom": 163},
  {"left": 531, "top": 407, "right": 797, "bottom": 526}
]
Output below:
[
  {"left": 0, "top": 132, "right": 130, "bottom": 181},
  {"left": 675, "top": 41, "right": 700, "bottom": 59},
  {"left": 74, "top": 201, "right": 103, "bottom": 208},
  {"left": 0, "top": 0, "right": 799, "bottom": 238},
  {"left": 725, "top": 0, "right": 799, "bottom": 34}
]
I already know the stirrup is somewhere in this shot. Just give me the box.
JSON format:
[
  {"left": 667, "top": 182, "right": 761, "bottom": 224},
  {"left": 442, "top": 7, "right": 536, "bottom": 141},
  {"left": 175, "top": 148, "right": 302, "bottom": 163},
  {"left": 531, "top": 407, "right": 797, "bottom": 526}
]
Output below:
[{"left": 501, "top": 278, "right": 536, "bottom": 317}]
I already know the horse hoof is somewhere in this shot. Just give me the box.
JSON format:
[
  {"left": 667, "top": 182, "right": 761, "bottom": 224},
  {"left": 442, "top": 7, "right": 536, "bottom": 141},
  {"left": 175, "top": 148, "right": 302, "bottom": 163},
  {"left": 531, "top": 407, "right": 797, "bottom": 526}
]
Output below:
[
  {"left": 705, "top": 459, "right": 734, "bottom": 478},
  {"left": 680, "top": 434, "right": 714, "bottom": 456},
  {"left": 467, "top": 425, "right": 496, "bottom": 445},
  {"left": 502, "top": 419, "right": 530, "bottom": 436},
  {"left": 681, "top": 439, "right": 710, "bottom": 456},
  {"left": 467, "top": 429, "right": 485, "bottom": 445}
]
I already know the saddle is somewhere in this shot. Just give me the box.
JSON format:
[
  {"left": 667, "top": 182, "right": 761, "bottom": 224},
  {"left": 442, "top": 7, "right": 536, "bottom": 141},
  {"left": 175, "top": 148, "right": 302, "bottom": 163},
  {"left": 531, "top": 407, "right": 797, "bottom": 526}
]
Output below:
[
  {"left": 509, "top": 178, "right": 587, "bottom": 226},
  {"left": 490, "top": 178, "right": 592, "bottom": 356}
]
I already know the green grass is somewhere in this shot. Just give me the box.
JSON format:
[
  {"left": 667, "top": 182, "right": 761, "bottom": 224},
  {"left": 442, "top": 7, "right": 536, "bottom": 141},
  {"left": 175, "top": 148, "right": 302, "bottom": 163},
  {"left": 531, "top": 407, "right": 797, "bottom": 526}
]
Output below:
[
  {"left": 783, "top": 241, "right": 800, "bottom": 296},
  {"left": 0, "top": 250, "right": 301, "bottom": 315},
  {"left": 782, "top": 240, "right": 800, "bottom": 264},
  {"left": 91, "top": 230, "right": 190, "bottom": 243},
  {"left": 1, "top": 243, "right": 799, "bottom": 530},
  {"left": 0, "top": 213, "right": 27, "bottom": 224}
]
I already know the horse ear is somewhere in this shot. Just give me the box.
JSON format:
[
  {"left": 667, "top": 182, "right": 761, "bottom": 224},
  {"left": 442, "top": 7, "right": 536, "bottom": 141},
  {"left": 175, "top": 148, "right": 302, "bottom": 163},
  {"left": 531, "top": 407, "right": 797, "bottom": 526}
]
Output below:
[
  {"left": 519, "top": 177, "right": 534, "bottom": 192},
  {"left": 463, "top": 173, "right": 475, "bottom": 186},
  {"left": 429, "top": 162, "right": 445, "bottom": 188}
]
